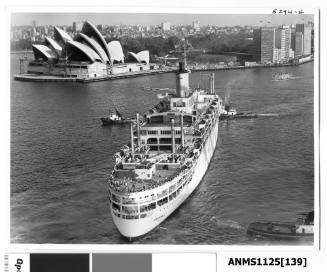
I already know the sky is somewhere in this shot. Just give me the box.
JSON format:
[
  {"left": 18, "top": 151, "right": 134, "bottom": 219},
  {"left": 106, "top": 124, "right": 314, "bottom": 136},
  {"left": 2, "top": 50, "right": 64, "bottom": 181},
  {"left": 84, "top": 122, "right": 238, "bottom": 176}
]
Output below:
[{"left": 11, "top": 13, "right": 314, "bottom": 27}]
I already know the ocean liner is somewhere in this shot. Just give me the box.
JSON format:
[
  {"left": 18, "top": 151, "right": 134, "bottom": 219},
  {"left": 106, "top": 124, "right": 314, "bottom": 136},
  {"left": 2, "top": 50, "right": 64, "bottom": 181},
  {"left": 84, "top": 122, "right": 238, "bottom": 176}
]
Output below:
[{"left": 108, "top": 62, "right": 224, "bottom": 238}]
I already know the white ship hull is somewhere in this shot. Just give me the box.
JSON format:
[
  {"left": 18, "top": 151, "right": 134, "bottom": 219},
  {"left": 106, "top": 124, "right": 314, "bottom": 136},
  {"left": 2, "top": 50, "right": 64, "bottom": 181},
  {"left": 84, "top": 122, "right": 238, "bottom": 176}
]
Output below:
[{"left": 110, "top": 119, "right": 220, "bottom": 238}]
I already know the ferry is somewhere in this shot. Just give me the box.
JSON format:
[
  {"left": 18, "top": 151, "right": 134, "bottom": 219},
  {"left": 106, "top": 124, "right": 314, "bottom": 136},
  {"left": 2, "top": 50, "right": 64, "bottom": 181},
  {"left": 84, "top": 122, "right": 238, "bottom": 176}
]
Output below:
[{"left": 107, "top": 62, "right": 224, "bottom": 238}]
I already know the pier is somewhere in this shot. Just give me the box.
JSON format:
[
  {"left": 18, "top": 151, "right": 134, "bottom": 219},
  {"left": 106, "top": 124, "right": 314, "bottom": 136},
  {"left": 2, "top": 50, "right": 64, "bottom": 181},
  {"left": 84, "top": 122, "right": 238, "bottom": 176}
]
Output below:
[{"left": 14, "top": 68, "right": 174, "bottom": 83}]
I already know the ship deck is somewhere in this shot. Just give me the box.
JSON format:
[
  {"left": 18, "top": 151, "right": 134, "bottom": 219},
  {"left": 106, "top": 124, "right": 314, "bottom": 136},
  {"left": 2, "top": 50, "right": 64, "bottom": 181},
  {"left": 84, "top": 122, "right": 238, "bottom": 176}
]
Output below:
[{"left": 109, "top": 167, "right": 180, "bottom": 194}]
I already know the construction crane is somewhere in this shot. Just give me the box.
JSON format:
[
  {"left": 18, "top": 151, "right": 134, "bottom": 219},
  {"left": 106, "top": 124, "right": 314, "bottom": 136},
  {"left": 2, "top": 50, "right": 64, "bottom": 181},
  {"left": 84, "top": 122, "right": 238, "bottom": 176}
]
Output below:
[
  {"left": 170, "top": 38, "right": 198, "bottom": 67},
  {"left": 157, "top": 54, "right": 179, "bottom": 65}
]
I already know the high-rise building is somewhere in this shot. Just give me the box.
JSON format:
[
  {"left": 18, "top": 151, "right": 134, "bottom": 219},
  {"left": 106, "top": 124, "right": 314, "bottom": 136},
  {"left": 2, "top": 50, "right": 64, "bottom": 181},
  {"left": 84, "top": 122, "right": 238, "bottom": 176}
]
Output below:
[
  {"left": 192, "top": 20, "right": 200, "bottom": 31},
  {"left": 295, "top": 32, "right": 304, "bottom": 57},
  {"left": 72, "top": 22, "right": 76, "bottom": 32},
  {"left": 275, "top": 26, "right": 291, "bottom": 62},
  {"left": 303, "top": 25, "right": 312, "bottom": 55},
  {"left": 162, "top": 21, "right": 171, "bottom": 31},
  {"left": 295, "top": 24, "right": 312, "bottom": 56},
  {"left": 252, "top": 28, "right": 261, "bottom": 62},
  {"left": 273, "top": 48, "right": 282, "bottom": 63},
  {"left": 291, "top": 27, "right": 296, "bottom": 51},
  {"left": 261, "top": 27, "right": 275, "bottom": 64}
]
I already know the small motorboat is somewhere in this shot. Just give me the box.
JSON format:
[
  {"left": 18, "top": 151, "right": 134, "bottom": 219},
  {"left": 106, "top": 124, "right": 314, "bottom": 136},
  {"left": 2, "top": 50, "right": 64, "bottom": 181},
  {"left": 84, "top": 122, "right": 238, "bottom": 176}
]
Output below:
[
  {"left": 272, "top": 72, "right": 292, "bottom": 81},
  {"left": 247, "top": 211, "right": 314, "bottom": 239},
  {"left": 101, "top": 108, "right": 135, "bottom": 126},
  {"left": 157, "top": 93, "right": 170, "bottom": 99}
]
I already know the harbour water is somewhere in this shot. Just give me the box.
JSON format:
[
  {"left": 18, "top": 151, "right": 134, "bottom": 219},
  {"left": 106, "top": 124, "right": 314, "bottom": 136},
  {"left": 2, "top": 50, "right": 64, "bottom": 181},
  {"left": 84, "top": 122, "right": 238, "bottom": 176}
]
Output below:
[{"left": 10, "top": 54, "right": 314, "bottom": 244}]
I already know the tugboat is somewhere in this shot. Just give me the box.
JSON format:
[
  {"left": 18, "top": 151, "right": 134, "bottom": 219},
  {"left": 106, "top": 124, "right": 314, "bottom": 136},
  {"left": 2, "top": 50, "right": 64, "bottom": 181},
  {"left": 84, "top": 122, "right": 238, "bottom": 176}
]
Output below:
[
  {"left": 101, "top": 108, "right": 135, "bottom": 126},
  {"left": 247, "top": 211, "right": 314, "bottom": 239},
  {"left": 219, "top": 86, "right": 237, "bottom": 119},
  {"left": 219, "top": 85, "right": 257, "bottom": 120},
  {"left": 219, "top": 104, "right": 237, "bottom": 119},
  {"left": 219, "top": 104, "right": 258, "bottom": 120}
]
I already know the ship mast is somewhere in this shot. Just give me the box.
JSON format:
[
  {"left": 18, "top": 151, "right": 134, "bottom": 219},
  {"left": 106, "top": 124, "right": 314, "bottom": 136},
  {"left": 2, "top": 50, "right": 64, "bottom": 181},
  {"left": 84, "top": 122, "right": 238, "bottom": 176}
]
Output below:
[
  {"left": 183, "top": 39, "right": 187, "bottom": 67},
  {"left": 171, "top": 119, "right": 175, "bottom": 161},
  {"left": 180, "top": 112, "right": 184, "bottom": 148},
  {"left": 130, "top": 122, "right": 134, "bottom": 161},
  {"left": 136, "top": 113, "right": 140, "bottom": 148},
  {"left": 210, "top": 72, "right": 215, "bottom": 94}
]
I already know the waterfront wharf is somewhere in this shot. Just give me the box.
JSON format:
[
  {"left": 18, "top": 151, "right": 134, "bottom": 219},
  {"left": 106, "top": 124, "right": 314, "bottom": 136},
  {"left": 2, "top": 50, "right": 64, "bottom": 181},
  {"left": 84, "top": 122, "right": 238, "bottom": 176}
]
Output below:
[
  {"left": 13, "top": 58, "right": 313, "bottom": 83},
  {"left": 14, "top": 69, "right": 174, "bottom": 83}
]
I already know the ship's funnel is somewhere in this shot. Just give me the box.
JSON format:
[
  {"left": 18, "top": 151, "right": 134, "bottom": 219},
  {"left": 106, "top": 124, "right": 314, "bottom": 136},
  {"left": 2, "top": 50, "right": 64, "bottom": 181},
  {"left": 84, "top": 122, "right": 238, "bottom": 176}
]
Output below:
[{"left": 175, "top": 61, "right": 189, "bottom": 97}]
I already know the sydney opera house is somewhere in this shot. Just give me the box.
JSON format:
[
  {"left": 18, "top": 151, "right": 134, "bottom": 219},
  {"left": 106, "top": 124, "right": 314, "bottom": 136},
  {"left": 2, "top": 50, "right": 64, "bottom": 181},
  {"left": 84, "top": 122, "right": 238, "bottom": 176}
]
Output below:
[{"left": 28, "top": 21, "right": 150, "bottom": 78}]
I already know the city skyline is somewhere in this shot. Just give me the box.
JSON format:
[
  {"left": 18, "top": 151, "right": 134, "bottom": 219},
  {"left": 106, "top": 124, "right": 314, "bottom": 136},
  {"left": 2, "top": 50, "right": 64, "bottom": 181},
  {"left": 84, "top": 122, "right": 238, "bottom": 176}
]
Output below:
[{"left": 11, "top": 13, "right": 314, "bottom": 27}]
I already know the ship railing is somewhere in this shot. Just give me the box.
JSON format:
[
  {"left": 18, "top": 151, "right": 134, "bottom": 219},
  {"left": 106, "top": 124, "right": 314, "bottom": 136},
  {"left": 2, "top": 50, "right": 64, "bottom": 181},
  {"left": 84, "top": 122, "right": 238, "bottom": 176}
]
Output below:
[
  {"left": 108, "top": 175, "right": 168, "bottom": 194},
  {"left": 110, "top": 169, "right": 197, "bottom": 219}
]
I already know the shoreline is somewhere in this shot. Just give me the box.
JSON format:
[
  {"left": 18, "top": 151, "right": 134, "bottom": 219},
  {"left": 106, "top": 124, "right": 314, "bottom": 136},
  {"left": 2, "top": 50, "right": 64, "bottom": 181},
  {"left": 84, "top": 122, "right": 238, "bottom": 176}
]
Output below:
[{"left": 13, "top": 58, "right": 313, "bottom": 83}]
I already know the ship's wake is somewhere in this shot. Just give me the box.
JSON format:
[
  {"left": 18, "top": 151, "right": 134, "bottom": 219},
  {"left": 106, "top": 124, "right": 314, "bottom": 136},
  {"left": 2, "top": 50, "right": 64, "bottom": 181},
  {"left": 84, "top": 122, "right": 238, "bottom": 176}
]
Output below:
[
  {"left": 256, "top": 113, "right": 280, "bottom": 117},
  {"left": 271, "top": 76, "right": 303, "bottom": 82},
  {"left": 210, "top": 216, "right": 245, "bottom": 230}
]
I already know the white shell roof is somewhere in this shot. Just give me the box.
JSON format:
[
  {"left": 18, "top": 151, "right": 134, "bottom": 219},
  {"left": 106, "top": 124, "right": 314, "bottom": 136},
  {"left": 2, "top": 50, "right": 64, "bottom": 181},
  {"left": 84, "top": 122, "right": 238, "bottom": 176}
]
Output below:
[
  {"left": 137, "top": 50, "right": 150, "bottom": 63},
  {"left": 32, "top": 44, "right": 57, "bottom": 60},
  {"left": 108, "top": 41, "right": 124, "bottom": 63},
  {"left": 128, "top": 51, "right": 140, "bottom": 62},
  {"left": 66, "top": 41, "right": 102, "bottom": 62},
  {"left": 75, "top": 33, "right": 109, "bottom": 63},
  {"left": 45, "top": 37, "right": 62, "bottom": 56},
  {"left": 128, "top": 50, "right": 150, "bottom": 64},
  {"left": 54, "top": 27, "right": 73, "bottom": 43},
  {"left": 81, "top": 21, "right": 110, "bottom": 61}
]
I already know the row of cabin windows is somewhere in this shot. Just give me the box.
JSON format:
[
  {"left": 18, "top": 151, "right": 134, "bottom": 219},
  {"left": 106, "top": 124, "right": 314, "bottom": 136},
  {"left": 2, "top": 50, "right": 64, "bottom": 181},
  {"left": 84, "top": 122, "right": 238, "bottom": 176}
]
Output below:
[
  {"left": 149, "top": 115, "right": 193, "bottom": 121},
  {"left": 112, "top": 180, "right": 188, "bottom": 219},
  {"left": 161, "top": 130, "right": 182, "bottom": 135},
  {"left": 147, "top": 138, "right": 182, "bottom": 144},
  {"left": 141, "top": 130, "right": 182, "bottom": 135},
  {"left": 149, "top": 145, "right": 173, "bottom": 151},
  {"left": 113, "top": 202, "right": 157, "bottom": 215},
  {"left": 112, "top": 193, "right": 156, "bottom": 205},
  {"left": 172, "top": 102, "right": 186, "bottom": 107}
]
